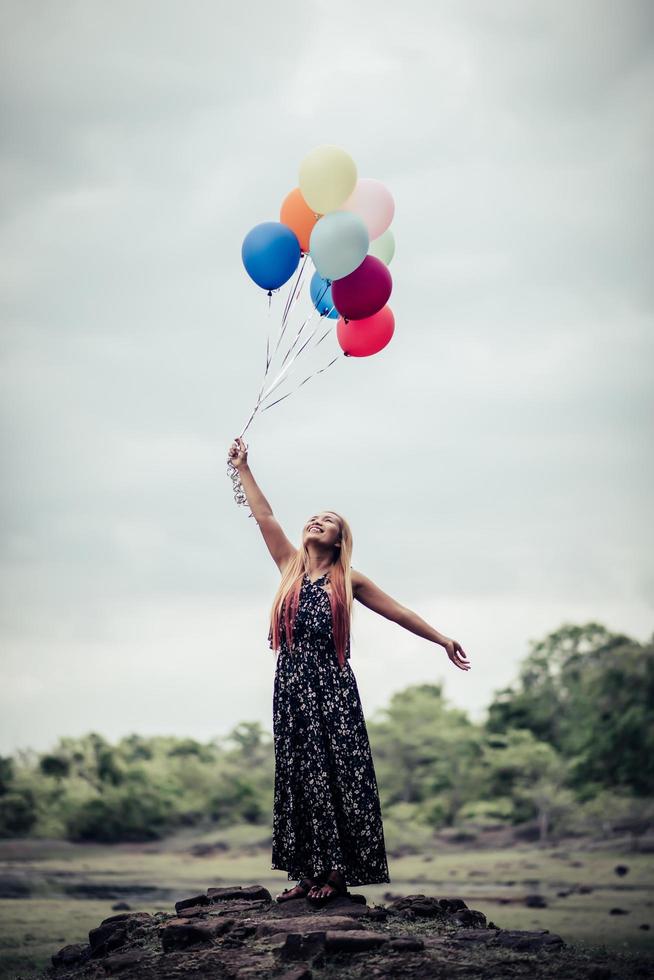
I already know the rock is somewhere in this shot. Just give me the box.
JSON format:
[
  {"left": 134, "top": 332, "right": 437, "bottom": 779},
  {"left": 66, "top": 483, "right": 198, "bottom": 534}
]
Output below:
[
  {"left": 267, "top": 895, "right": 369, "bottom": 919},
  {"left": 366, "top": 907, "right": 388, "bottom": 922},
  {"left": 279, "top": 931, "right": 327, "bottom": 964},
  {"left": 614, "top": 864, "right": 629, "bottom": 876},
  {"left": 448, "top": 928, "right": 494, "bottom": 946},
  {"left": 438, "top": 897, "right": 468, "bottom": 912},
  {"left": 51, "top": 942, "right": 90, "bottom": 968},
  {"left": 159, "top": 915, "right": 235, "bottom": 951},
  {"left": 324, "top": 929, "right": 389, "bottom": 953},
  {"left": 451, "top": 908, "right": 487, "bottom": 928},
  {"left": 525, "top": 894, "right": 548, "bottom": 908},
  {"left": 256, "top": 915, "right": 363, "bottom": 937},
  {"left": 111, "top": 901, "right": 131, "bottom": 911},
  {"left": 207, "top": 884, "right": 272, "bottom": 902},
  {"left": 282, "top": 967, "right": 313, "bottom": 980},
  {"left": 387, "top": 936, "right": 425, "bottom": 952},
  {"left": 100, "top": 949, "right": 151, "bottom": 972},
  {"left": 492, "top": 929, "right": 565, "bottom": 951},
  {"left": 175, "top": 892, "right": 211, "bottom": 914},
  {"left": 639, "top": 924, "right": 651, "bottom": 930},
  {"left": 88, "top": 912, "right": 151, "bottom": 958},
  {"left": 578, "top": 885, "right": 594, "bottom": 894},
  {"left": 388, "top": 894, "right": 447, "bottom": 918},
  {"left": 188, "top": 840, "right": 230, "bottom": 856},
  {"left": 609, "top": 907, "right": 629, "bottom": 915}
]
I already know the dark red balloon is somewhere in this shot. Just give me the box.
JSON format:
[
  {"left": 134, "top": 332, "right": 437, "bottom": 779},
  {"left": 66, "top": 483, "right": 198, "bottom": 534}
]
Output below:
[
  {"left": 336, "top": 306, "right": 395, "bottom": 357},
  {"left": 331, "top": 255, "right": 392, "bottom": 320}
]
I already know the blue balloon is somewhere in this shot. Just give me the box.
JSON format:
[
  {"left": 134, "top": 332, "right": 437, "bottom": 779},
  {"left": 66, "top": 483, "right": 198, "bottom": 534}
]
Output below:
[
  {"left": 241, "top": 221, "right": 301, "bottom": 291},
  {"left": 310, "top": 271, "right": 339, "bottom": 319}
]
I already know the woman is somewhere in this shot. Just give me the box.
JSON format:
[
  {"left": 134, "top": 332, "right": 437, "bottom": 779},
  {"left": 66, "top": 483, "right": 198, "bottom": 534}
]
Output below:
[{"left": 227, "top": 436, "right": 470, "bottom": 906}]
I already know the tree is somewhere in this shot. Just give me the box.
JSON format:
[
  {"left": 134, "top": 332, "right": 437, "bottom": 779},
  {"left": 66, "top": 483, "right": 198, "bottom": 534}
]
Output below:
[
  {"left": 486, "top": 624, "right": 654, "bottom": 796},
  {"left": 368, "top": 684, "right": 484, "bottom": 826}
]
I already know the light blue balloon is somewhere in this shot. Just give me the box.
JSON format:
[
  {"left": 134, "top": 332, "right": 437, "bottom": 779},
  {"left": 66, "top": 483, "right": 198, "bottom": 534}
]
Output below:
[
  {"left": 309, "top": 272, "right": 339, "bottom": 319},
  {"left": 309, "top": 211, "right": 368, "bottom": 281},
  {"left": 241, "top": 221, "right": 300, "bottom": 291}
]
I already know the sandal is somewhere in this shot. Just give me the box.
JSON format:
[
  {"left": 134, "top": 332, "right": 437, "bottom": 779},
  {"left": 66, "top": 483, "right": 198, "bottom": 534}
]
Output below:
[
  {"left": 275, "top": 875, "right": 324, "bottom": 903},
  {"left": 306, "top": 870, "right": 348, "bottom": 907}
]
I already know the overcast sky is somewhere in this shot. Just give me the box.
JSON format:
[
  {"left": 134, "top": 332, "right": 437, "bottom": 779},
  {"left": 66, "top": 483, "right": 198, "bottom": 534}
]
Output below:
[{"left": 1, "top": 0, "right": 653, "bottom": 756}]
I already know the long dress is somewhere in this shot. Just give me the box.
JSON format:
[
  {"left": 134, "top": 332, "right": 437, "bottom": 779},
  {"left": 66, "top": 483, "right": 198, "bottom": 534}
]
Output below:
[{"left": 270, "top": 571, "right": 390, "bottom": 886}]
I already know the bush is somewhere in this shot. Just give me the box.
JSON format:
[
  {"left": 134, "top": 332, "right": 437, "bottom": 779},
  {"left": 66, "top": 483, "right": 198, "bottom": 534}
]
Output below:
[
  {"left": 0, "top": 791, "right": 38, "bottom": 836},
  {"left": 65, "top": 785, "right": 176, "bottom": 842}
]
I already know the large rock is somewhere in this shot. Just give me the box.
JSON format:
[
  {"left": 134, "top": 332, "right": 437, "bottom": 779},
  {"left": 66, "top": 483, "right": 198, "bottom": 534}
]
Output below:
[
  {"left": 100, "top": 949, "right": 152, "bottom": 973},
  {"left": 257, "top": 914, "right": 364, "bottom": 937},
  {"left": 324, "top": 929, "right": 389, "bottom": 953},
  {"left": 159, "top": 915, "right": 235, "bottom": 951},
  {"left": 267, "top": 894, "right": 369, "bottom": 919},
  {"left": 88, "top": 911, "right": 152, "bottom": 958},
  {"left": 207, "top": 884, "right": 272, "bottom": 902},
  {"left": 51, "top": 942, "right": 91, "bottom": 968}
]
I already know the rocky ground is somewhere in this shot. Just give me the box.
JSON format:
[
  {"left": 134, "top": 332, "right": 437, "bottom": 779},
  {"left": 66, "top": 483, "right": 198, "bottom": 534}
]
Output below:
[{"left": 39, "top": 883, "right": 652, "bottom": 980}]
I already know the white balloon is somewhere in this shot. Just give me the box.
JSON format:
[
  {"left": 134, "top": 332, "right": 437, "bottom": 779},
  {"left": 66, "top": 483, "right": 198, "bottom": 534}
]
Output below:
[{"left": 310, "top": 212, "right": 369, "bottom": 281}]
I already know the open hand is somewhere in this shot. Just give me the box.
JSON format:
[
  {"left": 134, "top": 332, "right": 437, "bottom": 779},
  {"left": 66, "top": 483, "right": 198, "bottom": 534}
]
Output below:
[
  {"left": 441, "top": 636, "right": 471, "bottom": 671},
  {"left": 227, "top": 436, "right": 248, "bottom": 470}
]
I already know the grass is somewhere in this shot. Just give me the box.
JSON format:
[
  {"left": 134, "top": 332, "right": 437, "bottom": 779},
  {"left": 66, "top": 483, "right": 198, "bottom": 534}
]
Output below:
[{"left": 0, "top": 829, "right": 652, "bottom": 979}]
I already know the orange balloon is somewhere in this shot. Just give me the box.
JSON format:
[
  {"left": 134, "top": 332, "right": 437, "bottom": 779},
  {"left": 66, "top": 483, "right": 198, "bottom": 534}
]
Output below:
[{"left": 280, "top": 187, "right": 318, "bottom": 253}]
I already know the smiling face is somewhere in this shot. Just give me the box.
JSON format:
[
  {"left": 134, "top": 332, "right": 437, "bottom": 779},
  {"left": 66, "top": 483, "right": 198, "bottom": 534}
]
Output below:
[{"left": 303, "top": 511, "right": 342, "bottom": 551}]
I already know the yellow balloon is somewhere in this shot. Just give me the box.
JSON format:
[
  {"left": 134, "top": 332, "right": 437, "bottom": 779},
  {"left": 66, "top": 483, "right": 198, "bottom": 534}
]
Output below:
[{"left": 299, "top": 145, "right": 357, "bottom": 215}]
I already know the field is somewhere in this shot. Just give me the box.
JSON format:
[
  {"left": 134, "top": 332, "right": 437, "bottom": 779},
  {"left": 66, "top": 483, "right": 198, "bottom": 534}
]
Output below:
[{"left": 0, "top": 826, "right": 652, "bottom": 979}]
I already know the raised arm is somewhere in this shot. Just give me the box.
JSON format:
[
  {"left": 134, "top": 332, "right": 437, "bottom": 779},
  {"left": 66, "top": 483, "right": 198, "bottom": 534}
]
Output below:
[
  {"left": 228, "top": 437, "right": 296, "bottom": 572},
  {"left": 351, "top": 569, "right": 471, "bottom": 672}
]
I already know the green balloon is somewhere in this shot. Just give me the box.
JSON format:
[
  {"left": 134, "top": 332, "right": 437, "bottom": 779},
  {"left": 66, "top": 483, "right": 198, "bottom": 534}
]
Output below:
[{"left": 369, "top": 227, "right": 395, "bottom": 266}]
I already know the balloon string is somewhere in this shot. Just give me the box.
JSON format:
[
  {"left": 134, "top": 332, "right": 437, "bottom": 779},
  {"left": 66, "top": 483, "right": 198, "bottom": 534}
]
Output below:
[
  {"left": 260, "top": 311, "right": 336, "bottom": 406},
  {"left": 261, "top": 353, "right": 343, "bottom": 412},
  {"left": 273, "top": 254, "right": 308, "bottom": 361},
  {"left": 231, "top": 266, "right": 333, "bottom": 506},
  {"left": 236, "top": 256, "right": 310, "bottom": 440},
  {"left": 258, "top": 312, "right": 327, "bottom": 405},
  {"left": 281, "top": 281, "right": 330, "bottom": 367}
]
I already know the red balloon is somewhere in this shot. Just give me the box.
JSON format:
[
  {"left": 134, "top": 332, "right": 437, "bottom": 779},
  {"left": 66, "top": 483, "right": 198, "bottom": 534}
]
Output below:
[
  {"left": 331, "top": 255, "right": 392, "bottom": 320},
  {"left": 336, "top": 306, "right": 395, "bottom": 357}
]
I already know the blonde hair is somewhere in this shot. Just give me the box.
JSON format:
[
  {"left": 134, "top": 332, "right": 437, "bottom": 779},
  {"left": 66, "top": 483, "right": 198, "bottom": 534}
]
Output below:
[{"left": 268, "top": 511, "right": 353, "bottom": 668}]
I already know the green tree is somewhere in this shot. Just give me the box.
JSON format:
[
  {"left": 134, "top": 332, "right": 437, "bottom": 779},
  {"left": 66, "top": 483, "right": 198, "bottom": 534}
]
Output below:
[
  {"left": 368, "top": 684, "right": 483, "bottom": 826},
  {"left": 486, "top": 624, "right": 654, "bottom": 795}
]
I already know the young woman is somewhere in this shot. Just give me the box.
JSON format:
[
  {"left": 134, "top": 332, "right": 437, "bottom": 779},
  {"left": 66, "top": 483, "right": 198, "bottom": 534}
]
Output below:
[{"left": 227, "top": 436, "right": 470, "bottom": 906}]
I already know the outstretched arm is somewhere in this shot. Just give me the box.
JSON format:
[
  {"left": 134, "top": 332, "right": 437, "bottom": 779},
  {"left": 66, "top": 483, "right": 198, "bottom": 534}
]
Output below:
[
  {"left": 352, "top": 569, "right": 471, "bottom": 672},
  {"left": 228, "top": 437, "right": 296, "bottom": 572}
]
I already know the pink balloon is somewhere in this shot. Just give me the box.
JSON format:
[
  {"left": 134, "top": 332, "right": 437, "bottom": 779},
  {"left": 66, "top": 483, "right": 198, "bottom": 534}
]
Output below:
[
  {"left": 336, "top": 306, "right": 395, "bottom": 357},
  {"left": 332, "top": 255, "right": 392, "bottom": 320},
  {"left": 339, "top": 178, "right": 395, "bottom": 240}
]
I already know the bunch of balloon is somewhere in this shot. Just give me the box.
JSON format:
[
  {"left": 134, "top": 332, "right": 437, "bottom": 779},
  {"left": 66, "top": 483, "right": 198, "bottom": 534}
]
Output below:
[{"left": 230, "top": 145, "right": 396, "bottom": 508}]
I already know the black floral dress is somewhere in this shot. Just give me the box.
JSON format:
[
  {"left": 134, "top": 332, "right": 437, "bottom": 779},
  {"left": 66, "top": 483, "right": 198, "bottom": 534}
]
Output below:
[{"left": 270, "top": 571, "right": 390, "bottom": 886}]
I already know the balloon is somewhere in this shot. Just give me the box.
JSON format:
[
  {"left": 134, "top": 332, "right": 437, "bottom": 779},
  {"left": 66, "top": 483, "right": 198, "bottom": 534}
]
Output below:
[
  {"left": 299, "top": 145, "right": 357, "bottom": 214},
  {"left": 280, "top": 187, "right": 318, "bottom": 253},
  {"left": 310, "top": 211, "right": 368, "bottom": 281},
  {"left": 310, "top": 272, "right": 339, "bottom": 319},
  {"left": 332, "top": 256, "right": 392, "bottom": 320},
  {"left": 340, "top": 178, "right": 394, "bottom": 240},
  {"left": 241, "top": 222, "right": 300, "bottom": 291},
  {"left": 369, "top": 227, "right": 395, "bottom": 266},
  {"left": 336, "top": 306, "right": 395, "bottom": 357}
]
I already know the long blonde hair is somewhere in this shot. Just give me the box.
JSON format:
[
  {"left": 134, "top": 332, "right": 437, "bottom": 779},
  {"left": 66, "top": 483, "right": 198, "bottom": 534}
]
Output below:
[{"left": 268, "top": 512, "right": 354, "bottom": 668}]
